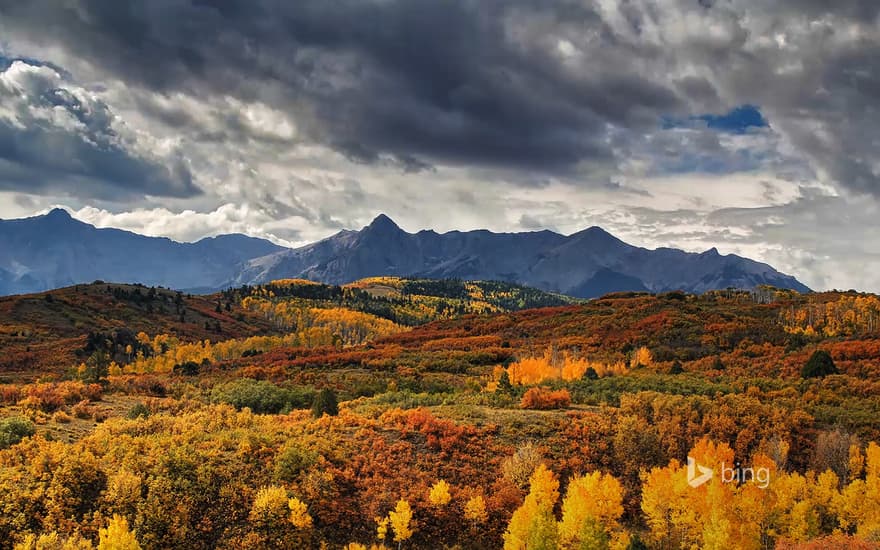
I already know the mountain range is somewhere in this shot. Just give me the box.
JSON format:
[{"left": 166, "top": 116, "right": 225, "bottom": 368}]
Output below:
[
  {"left": 0, "top": 209, "right": 810, "bottom": 298},
  {"left": 0, "top": 208, "right": 284, "bottom": 296}
]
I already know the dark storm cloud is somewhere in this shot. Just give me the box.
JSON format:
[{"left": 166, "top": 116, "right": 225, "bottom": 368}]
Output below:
[
  {"left": 0, "top": 116, "right": 197, "bottom": 200},
  {"left": 0, "top": 0, "right": 682, "bottom": 175},
  {"left": 0, "top": 59, "right": 198, "bottom": 199},
  {"left": 678, "top": 0, "right": 880, "bottom": 196},
  {"left": 1, "top": 0, "right": 879, "bottom": 196}
]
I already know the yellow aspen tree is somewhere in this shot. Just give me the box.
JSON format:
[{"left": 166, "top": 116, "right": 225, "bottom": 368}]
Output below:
[
  {"left": 428, "top": 480, "right": 452, "bottom": 507},
  {"left": 788, "top": 499, "right": 819, "bottom": 542},
  {"left": 640, "top": 460, "right": 688, "bottom": 549},
  {"left": 108, "top": 362, "right": 122, "bottom": 376},
  {"left": 249, "top": 485, "right": 290, "bottom": 527},
  {"left": 464, "top": 495, "right": 489, "bottom": 525},
  {"left": 690, "top": 440, "right": 737, "bottom": 550},
  {"left": 771, "top": 471, "right": 814, "bottom": 542},
  {"left": 288, "top": 497, "right": 313, "bottom": 529},
  {"left": 97, "top": 515, "right": 141, "bottom": 550},
  {"left": 561, "top": 355, "right": 588, "bottom": 381},
  {"left": 700, "top": 482, "right": 735, "bottom": 550},
  {"left": 838, "top": 442, "right": 880, "bottom": 538},
  {"left": 504, "top": 464, "right": 560, "bottom": 550},
  {"left": 807, "top": 470, "right": 840, "bottom": 537},
  {"left": 849, "top": 444, "right": 865, "bottom": 482},
  {"left": 388, "top": 499, "right": 414, "bottom": 546},
  {"left": 858, "top": 442, "right": 880, "bottom": 538},
  {"left": 732, "top": 454, "right": 777, "bottom": 549},
  {"left": 558, "top": 471, "right": 624, "bottom": 548},
  {"left": 248, "top": 486, "right": 312, "bottom": 547},
  {"left": 642, "top": 439, "right": 738, "bottom": 549},
  {"left": 13, "top": 534, "right": 44, "bottom": 550},
  {"left": 376, "top": 516, "right": 390, "bottom": 541},
  {"left": 104, "top": 469, "right": 143, "bottom": 519},
  {"left": 630, "top": 347, "right": 652, "bottom": 369}
]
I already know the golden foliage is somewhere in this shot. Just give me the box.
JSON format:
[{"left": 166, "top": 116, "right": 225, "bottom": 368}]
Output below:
[
  {"left": 288, "top": 497, "right": 313, "bottom": 529},
  {"left": 503, "top": 464, "right": 559, "bottom": 550},
  {"left": 121, "top": 303, "right": 403, "bottom": 374},
  {"left": 780, "top": 295, "right": 880, "bottom": 336},
  {"left": 248, "top": 485, "right": 312, "bottom": 530},
  {"left": 97, "top": 515, "right": 141, "bottom": 550},
  {"left": 636, "top": 438, "right": 880, "bottom": 550},
  {"left": 376, "top": 516, "right": 390, "bottom": 541},
  {"left": 506, "top": 347, "right": 629, "bottom": 386},
  {"left": 463, "top": 495, "right": 488, "bottom": 524},
  {"left": 630, "top": 346, "right": 653, "bottom": 369},
  {"left": 558, "top": 471, "right": 625, "bottom": 546},
  {"left": 249, "top": 485, "right": 291, "bottom": 527},
  {"left": 428, "top": 479, "right": 452, "bottom": 507},
  {"left": 388, "top": 499, "right": 415, "bottom": 543}
]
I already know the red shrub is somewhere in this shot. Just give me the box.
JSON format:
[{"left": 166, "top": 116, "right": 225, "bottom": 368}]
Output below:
[
  {"left": 19, "top": 381, "right": 103, "bottom": 411},
  {"left": 0, "top": 384, "right": 22, "bottom": 405},
  {"left": 520, "top": 387, "right": 571, "bottom": 410},
  {"left": 107, "top": 375, "right": 168, "bottom": 396}
]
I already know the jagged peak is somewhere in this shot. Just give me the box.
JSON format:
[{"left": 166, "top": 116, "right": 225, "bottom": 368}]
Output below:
[
  {"left": 569, "top": 225, "right": 613, "bottom": 238},
  {"left": 364, "top": 213, "right": 403, "bottom": 233},
  {"left": 568, "top": 225, "right": 628, "bottom": 248},
  {"left": 45, "top": 207, "right": 73, "bottom": 220}
]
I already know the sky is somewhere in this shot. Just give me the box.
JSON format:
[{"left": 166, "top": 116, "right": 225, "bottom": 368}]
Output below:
[{"left": 0, "top": 1, "right": 878, "bottom": 292}]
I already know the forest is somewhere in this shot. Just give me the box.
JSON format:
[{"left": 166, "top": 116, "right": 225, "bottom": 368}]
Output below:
[{"left": 1, "top": 280, "right": 880, "bottom": 549}]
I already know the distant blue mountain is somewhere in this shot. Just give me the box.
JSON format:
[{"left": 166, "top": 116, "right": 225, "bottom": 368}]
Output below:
[
  {"left": 0, "top": 210, "right": 810, "bottom": 297},
  {"left": 0, "top": 209, "right": 283, "bottom": 295},
  {"left": 235, "top": 214, "right": 811, "bottom": 298}
]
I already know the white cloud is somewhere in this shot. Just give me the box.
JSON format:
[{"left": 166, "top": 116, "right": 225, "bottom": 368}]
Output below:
[
  {"left": 67, "top": 204, "right": 295, "bottom": 246},
  {"left": 0, "top": 59, "right": 198, "bottom": 199}
]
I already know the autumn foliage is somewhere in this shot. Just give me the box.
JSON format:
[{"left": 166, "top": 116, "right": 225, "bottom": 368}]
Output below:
[
  {"left": 520, "top": 387, "right": 571, "bottom": 410},
  {"left": 3, "top": 283, "right": 880, "bottom": 547},
  {"left": 506, "top": 347, "right": 629, "bottom": 386}
]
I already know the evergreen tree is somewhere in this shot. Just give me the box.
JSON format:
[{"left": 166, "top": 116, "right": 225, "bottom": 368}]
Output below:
[
  {"left": 311, "top": 388, "right": 339, "bottom": 418},
  {"left": 670, "top": 360, "right": 684, "bottom": 375},
  {"left": 802, "top": 349, "right": 838, "bottom": 378},
  {"left": 498, "top": 369, "right": 515, "bottom": 394}
]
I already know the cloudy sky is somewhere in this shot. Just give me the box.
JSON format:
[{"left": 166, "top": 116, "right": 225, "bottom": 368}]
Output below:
[{"left": 0, "top": 1, "right": 878, "bottom": 292}]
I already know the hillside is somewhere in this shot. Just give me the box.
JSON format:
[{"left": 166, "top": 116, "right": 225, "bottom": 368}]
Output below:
[
  {"left": 0, "top": 277, "right": 573, "bottom": 379},
  {"left": 232, "top": 276, "right": 581, "bottom": 327},
  {"left": 0, "top": 282, "right": 280, "bottom": 377},
  {"left": 244, "top": 287, "right": 877, "bottom": 376},
  {"left": 2, "top": 283, "right": 880, "bottom": 548},
  {"left": 228, "top": 287, "right": 880, "bottom": 435}
]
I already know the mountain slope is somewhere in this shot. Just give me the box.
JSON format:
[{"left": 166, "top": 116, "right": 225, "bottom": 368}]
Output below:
[
  {"left": 233, "top": 276, "right": 581, "bottom": 328},
  {"left": 0, "top": 209, "right": 284, "bottom": 295},
  {"left": 234, "top": 215, "right": 810, "bottom": 297},
  {"left": 0, "top": 282, "right": 280, "bottom": 376}
]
